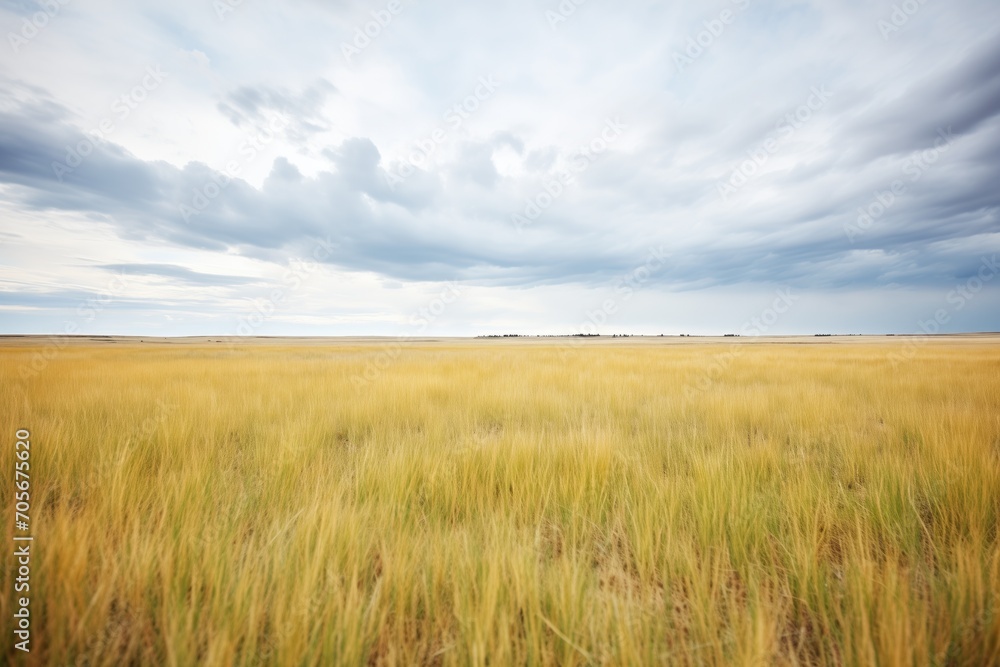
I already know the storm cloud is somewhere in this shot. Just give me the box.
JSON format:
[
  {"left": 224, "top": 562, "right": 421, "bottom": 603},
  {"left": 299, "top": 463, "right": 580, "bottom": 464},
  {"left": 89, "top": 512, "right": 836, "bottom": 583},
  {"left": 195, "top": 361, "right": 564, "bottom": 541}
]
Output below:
[{"left": 1, "top": 0, "right": 998, "bottom": 335}]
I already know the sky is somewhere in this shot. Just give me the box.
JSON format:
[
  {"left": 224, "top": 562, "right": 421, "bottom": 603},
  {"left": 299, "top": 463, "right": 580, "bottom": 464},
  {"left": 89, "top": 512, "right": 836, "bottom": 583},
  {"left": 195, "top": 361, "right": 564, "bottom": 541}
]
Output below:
[{"left": 1, "top": 0, "right": 999, "bottom": 337}]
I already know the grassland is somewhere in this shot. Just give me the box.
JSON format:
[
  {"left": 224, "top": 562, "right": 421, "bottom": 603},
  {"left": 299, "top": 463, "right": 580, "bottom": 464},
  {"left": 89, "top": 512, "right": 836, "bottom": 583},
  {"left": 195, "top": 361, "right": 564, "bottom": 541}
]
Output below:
[{"left": 1, "top": 336, "right": 999, "bottom": 666}]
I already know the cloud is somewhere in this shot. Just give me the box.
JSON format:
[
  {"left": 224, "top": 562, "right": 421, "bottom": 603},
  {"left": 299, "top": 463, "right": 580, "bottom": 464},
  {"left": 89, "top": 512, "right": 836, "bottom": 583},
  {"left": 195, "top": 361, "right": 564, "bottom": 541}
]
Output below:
[
  {"left": 217, "top": 78, "right": 338, "bottom": 145},
  {"left": 449, "top": 142, "right": 498, "bottom": 189},
  {"left": 98, "top": 263, "right": 259, "bottom": 286},
  {"left": 1, "top": 0, "right": 999, "bottom": 334}
]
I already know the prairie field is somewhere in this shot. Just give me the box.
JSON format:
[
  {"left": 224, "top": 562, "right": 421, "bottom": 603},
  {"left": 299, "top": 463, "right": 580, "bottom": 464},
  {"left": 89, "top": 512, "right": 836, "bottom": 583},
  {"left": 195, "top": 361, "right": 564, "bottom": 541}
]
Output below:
[{"left": 2, "top": 336, "right": 999, "bottom": 666}]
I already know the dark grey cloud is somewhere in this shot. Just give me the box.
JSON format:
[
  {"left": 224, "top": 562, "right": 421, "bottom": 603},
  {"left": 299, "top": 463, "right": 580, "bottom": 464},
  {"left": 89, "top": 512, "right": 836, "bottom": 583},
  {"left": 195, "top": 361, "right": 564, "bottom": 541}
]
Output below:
[
  {"left": 1, "top": 0, "right": 999, "bottom": 338},
  {"left": 1, "top": 67, "right": 996, "bottom": 295},
  {"left": 843, "top": 35, "right": 1000, "bottom": 166}
]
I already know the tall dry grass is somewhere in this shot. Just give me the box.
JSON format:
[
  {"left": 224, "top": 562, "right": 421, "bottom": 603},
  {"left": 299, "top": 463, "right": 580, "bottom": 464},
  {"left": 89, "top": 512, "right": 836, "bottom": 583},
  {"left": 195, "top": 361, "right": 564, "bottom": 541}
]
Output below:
[{"left": 1, "top": 338, "right": 998, "bottom": 665}]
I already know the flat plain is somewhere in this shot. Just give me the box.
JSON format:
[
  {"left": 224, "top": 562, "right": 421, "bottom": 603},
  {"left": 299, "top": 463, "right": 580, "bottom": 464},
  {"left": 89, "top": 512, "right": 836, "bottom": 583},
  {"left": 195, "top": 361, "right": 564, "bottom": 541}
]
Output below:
[{"left": 2, "top": 336, "right": 998, "bottom": 666}]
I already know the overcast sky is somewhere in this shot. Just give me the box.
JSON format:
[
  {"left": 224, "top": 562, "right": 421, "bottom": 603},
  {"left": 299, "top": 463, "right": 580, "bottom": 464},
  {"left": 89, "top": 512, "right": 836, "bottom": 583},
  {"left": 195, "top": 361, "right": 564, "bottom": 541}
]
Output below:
[{"left": 1, "top": 0, "right": 998, "bottom": 336}]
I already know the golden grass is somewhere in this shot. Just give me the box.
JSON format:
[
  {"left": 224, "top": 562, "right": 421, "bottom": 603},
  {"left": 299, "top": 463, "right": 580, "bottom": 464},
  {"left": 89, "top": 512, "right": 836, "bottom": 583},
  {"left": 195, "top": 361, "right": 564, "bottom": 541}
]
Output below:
[{"left": 1, "top": 338, "right": 999, "bottom": 666}]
